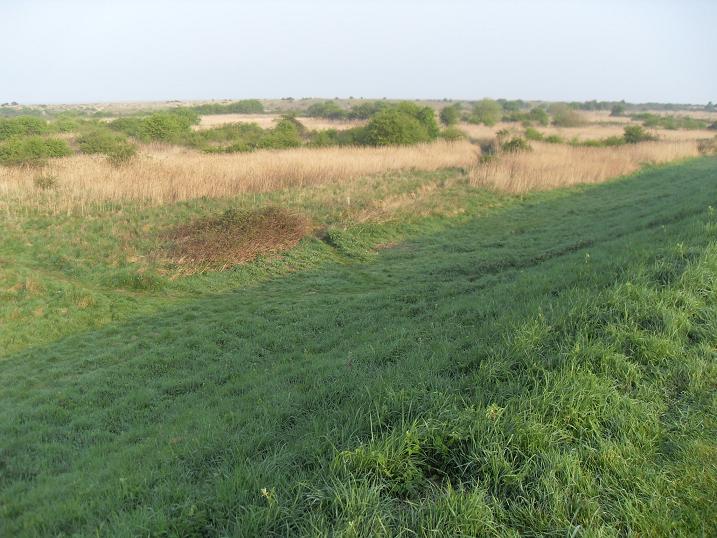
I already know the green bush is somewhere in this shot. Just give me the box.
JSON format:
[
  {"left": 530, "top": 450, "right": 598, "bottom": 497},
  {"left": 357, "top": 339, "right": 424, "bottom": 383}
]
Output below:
[
  {"left": 549, "top": 104, "right": 585, "bottom": 127},
  {"left": 0, "top": 116, "right": 48, "bottom": 140},
  {"left": 501, "top": 136, "right": 531, "bottom": 153},
  {"left": 188, "top": 100, "right": 264, "bottom": 115},
  {"left": 0, "top": 136, "right": 71, "bottom": 166},
  {"left": 529, "top": 107, "right": 549, "bottom": 126},
  {"left": 524, "top": 127, "right": 544, "bottom": 141},
  {"left": 544, "top": 134, "right": 563, "bottom": 144},
  {"left": 623, "top": 125, "right": 658, "bottom": 144},
  {"left": 363, "top": 109, "right": 432, "bottom": 146},
  {"left": 77, "top": 128, "right": 137, "bottom": 165},
  {"left": 469, "top": 99, "right": 502, "bottom": 126},
  {"left": 256, "top": 118, "right": 303, "bottom": 150},
  {"left": 439, "top": 104, "right": 461, "bottom": 126},
  {"left": 632, "top": 113, "right": 706, "bottom": 130},
  {"left": 439, "top": 127, "right": 467, "bottom": 141},
  {"left": 110, "top": 110, "right": 199, "bottom": 143},
  {"left": 304, "top": 101, "right": 347, "bottom": 120},
  {"left": 347, "top": 101, "right": 388, "bottom": 120},
  {"left": 51, "top": 115, "right": 84, "bottom": 133},
  {"left": 610, "top": 103, "right": 626, "bottom": 117},
  {"left": 394, "top": 102, "right": 440, "bottom": 138}
]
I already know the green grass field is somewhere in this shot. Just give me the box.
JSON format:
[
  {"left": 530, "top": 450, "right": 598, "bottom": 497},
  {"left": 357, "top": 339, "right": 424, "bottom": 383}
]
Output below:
[{"left": 2, "top": 158, "right": 716, "bottom": 536}]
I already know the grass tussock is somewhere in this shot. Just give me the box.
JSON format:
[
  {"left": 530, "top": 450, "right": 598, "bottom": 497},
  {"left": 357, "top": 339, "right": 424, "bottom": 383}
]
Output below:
[
  {"left": 163, "top": 206, "right": 311, "bottom": 271},
  {"left": 0, "top": 140, "right": 477, "bottom": 214},
  {"left": 470, "top": 140, "right": 700, "bottom": 193}
]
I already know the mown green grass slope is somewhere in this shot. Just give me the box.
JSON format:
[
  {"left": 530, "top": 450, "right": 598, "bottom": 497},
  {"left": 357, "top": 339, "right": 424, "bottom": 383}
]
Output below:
[{"left": 1, "top": 158, "right": 716, "bottom": 536}]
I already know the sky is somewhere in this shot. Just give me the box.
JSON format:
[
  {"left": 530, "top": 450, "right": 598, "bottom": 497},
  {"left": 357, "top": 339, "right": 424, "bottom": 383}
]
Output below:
[{"left": 1, "top": 0, "right": 715, "bottom": 105}]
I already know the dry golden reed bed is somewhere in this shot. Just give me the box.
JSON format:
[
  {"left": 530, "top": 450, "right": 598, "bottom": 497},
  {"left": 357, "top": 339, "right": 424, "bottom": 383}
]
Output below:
[
  {"left": 470, "top": 140, "right": 699, "bottom": 193},
  {"left": 0, "top": 138, "right": 703, "bottom": 215},
  {"left": 195, "top": 114, "right": 366, "bottom": 131},
  {"left": 0, "top": 140, "right": 478, "bottom": 214}
]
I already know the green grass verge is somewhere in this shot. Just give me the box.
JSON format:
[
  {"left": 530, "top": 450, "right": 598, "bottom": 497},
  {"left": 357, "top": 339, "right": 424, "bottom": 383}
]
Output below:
[{"left": 1, "top": 158, "right": 716, "bottom": 535}]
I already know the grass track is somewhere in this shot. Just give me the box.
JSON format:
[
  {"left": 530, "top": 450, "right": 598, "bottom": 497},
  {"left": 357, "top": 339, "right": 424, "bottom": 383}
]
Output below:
[{"left": 1, "top": 158, "right": 716, "bottom": 535}]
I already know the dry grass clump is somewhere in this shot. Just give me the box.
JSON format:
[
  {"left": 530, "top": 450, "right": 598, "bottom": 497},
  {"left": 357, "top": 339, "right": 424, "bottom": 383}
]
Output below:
[
  {"left": 163, "top": 206, "right": 311, "bottom": 272},
  {"left": 469, "top": 141, "right": 700, "bottom": 193},
  {"left": 0, "top": 140, "right": 478, "bottom": 214}
]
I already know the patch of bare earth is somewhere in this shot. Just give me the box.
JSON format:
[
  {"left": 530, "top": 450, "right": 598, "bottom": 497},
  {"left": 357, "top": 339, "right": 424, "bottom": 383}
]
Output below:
[{"left": 163, "top": 207, "right": 311, "bottom": 273}]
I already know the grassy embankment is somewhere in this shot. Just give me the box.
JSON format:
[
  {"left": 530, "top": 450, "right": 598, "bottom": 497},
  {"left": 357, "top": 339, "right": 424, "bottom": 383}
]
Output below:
[{"left": 1, "top": 157, "right": 716, "bottom": 535}]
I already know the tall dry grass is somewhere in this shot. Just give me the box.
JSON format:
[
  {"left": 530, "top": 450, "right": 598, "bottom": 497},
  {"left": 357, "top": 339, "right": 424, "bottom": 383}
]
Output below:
[
  {"left": 458, "top": 121, "right": 715, "bottom": 143},
  {"left": 469, "top": 141, "right": 699, "bottom": 193},
  {"left": 195, "top": 114, "right": 366, "bottom": 131},
  {"left": 0, "top": 141, "right": 478, "bottom": 215}
]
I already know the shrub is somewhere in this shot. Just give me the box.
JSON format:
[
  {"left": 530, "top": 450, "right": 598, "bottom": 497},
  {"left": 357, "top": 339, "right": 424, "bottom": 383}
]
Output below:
[
  {"left": 188, "top": 100, "right": 264, "bottom": 115},
  {"left": 544, "top": 134, "right": 564, "bottom": 144},
  {"left": 501, "top": 136, "right": 531, "bottom": 153},
  {"left": 498, "top": 99, "right": 525, "bottom": 112},
  {"left": 110, "top": 110, "right": 199, "bottom": 143},
  {"left": 524, "top": 127, "right": 544, "bottom": 141},
  {"left": 439, "top": 127, "right": 467, "bottom": 141},
  {"left": 623, "top": 125, "right": 658, "bottom": 144},
  {"left": 363, "top": 109, "right": 432, "bottom": 146},
  {"left": 469, "top": 99, "right": 502, "bottom": 126},
  {"left": 347, "top": 101, "right": 387, "bottom": 120},
  {"left": 52, "top": 115, "right": 84, "bottom": 133},
  {"left": 0, "top": 136, "right": 71, "bottom": 166},
  {"left": 610, "top": 103, "right": 626, "bottom": 117},
  {"left": 439, "top": 104, "right": 461, "bottom": 126},
  {"left": 395, "top": 102, "right": 440, "bottom": 138},
  {"left": 76, "top": 128, "right": 137, "bottom": 165},
  {"left": 529, "top": 107, "right": 549, "bottom": 126},
  {"left": 304, "top": 101, "right": 347, "bottom": 120},
  {"left": 0, "top": 116, "right": 48, "bottom": 140},
  {"left": 632, "top": 113, "right": 707, "bottom": 130},
  {"left": 549, "top": 104, "right": 585, "bottom": 127},
  {"left": 257, "top": 118, "right": 303, "bottom": 149},
  {"left": 140, "top": 111, "right": 197, "bottom": 142}
]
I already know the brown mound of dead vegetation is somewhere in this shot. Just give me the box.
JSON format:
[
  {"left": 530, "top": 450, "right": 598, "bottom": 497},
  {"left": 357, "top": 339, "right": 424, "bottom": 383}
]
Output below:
[{"left": 164, "top": 206, "right": 311, "bottom": 271}]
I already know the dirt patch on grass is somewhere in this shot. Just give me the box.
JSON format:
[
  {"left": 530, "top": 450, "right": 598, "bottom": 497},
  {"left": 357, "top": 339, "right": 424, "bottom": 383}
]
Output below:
[{"left": 163, "top": 207, "right": 311, "bottom": 271}]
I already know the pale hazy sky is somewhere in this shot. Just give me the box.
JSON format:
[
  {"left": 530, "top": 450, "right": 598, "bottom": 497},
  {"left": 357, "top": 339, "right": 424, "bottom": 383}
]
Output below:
[{"left": 2, "top": 0, "right": 715, "bottom": 104}]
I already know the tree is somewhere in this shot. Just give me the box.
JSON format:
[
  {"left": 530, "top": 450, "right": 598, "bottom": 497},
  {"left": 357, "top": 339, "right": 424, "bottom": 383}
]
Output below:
[
  {"left": 440, "top": 104, "right": 461, "bottom": 126},
  {"left": 549, "top": 103, "right": 585, "bottom": 127},
  {"left": 470, "top": 99, "right": 502, "bottom": 126},
  {"left": 610, "top": 103, "right": 626, "bottom": 117}
]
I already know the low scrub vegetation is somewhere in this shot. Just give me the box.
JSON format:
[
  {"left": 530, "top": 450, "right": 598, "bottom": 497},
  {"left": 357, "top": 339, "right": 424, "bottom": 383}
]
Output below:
[
  {"left": 549, "top": 103, "right": 586, "bottom": 127},
  {"left": 439, "top": 103, "right": 461, "bottom": 126},
  {"left": 0, "top": 116, "right": 49, "bottom": 140},
  {"left": 362, "top": 103, "right": 439, "bottom": 146},
  {"left": 109, "top": 109, "right": 200, "bottom": 143},
  {"left": 76, "top": 128, "right": 137, "bottom": 165},
  {"left": 633, "top": 112, "right": 707, "bottom": 130},
  {"left": 469, "top": 98, "right": 503, "bottom": 126},
  {"left": 187, "top": 99, "right": 264, "bottom": 115},
  {"left": 0, "top": 135, "right": 71, "bottom": 166}
]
